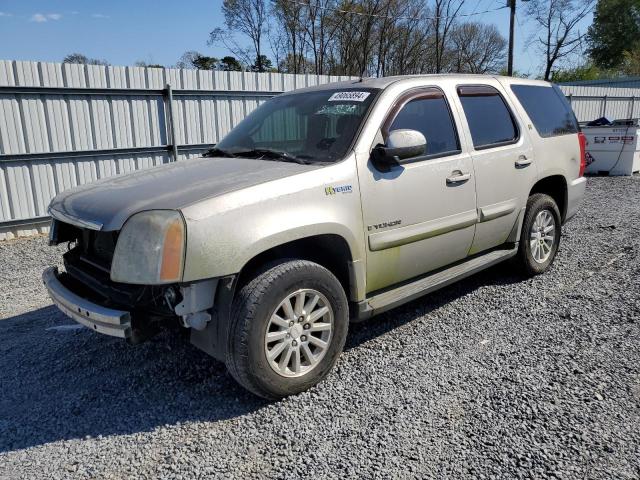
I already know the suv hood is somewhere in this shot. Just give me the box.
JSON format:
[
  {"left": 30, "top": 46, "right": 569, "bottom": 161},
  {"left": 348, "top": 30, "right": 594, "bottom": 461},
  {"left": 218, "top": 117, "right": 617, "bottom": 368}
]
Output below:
[{"left": 49, "top": 156, "right": 318, "bottom": 231}]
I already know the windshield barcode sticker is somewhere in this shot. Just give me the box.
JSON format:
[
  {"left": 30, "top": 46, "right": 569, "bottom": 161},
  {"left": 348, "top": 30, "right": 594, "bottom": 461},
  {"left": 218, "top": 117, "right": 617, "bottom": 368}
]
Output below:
[{"left": 328, "top": 91, "right": 371, "bottom": 102}]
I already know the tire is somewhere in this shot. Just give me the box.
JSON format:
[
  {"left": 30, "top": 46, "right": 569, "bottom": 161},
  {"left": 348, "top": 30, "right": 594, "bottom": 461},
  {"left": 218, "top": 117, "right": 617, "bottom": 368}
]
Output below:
[
  {"left": 515, "top": 193, "right": 562, "bottom": 276},
  {"left": 226, "top": 259, "right": 349, "bottom": 399}
]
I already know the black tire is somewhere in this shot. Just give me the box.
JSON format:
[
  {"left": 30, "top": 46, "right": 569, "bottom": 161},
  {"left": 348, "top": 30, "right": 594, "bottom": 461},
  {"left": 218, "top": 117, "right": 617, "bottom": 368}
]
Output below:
[
  {"left": 226, "top": 259, "right": 349, "bottom": 399},
  {"left": 515, "top": 193, "right": 562, "bottom": 276}
]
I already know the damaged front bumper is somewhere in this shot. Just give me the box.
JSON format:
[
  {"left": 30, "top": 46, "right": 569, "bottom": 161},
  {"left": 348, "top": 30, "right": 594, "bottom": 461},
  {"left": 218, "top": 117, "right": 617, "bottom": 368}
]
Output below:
[{"left": 42, "top": 266, "right": 133, "bottom": 339}]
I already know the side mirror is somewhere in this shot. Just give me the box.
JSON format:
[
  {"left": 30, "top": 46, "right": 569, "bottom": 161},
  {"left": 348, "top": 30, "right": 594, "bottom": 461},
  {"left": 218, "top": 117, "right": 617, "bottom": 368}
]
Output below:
[{"left": 371, "top": 129, "right": 427, "bottom": 171}]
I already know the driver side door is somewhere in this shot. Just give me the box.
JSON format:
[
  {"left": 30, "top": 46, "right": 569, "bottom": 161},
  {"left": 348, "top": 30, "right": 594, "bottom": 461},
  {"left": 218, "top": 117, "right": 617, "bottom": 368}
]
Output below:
[{"left": 357, "top": 87, "right": 478, "bottom": 293}]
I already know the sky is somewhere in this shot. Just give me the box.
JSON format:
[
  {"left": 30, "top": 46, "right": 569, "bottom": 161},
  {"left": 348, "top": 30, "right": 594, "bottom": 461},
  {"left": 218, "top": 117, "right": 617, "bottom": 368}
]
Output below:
[{"left": 0, "top": 0, "right": 593, "bottom": 77}]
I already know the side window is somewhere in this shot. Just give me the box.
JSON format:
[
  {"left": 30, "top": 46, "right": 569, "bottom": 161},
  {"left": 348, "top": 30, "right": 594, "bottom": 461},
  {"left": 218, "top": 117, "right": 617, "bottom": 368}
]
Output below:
[
  {"left": 387, "top": 90, "right": 460, "bottom": 157},
  {"left": 510, "top": 84, "right": 578, "bottom": 137},
  {"left": 458, "top": 85, "right": 518, "bottom": 149}
]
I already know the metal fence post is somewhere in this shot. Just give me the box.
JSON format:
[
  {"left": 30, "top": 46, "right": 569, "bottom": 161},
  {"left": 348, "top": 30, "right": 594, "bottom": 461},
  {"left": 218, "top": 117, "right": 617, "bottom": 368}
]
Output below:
[
  {"left": 629, "top": 96, "right": 636, "bottom": 119},
  {"left": 601, "top": 95, "right": 608, "bottom": 118},
  {"left": 165, "top": 83, "right": 179, "bottom": 162}
]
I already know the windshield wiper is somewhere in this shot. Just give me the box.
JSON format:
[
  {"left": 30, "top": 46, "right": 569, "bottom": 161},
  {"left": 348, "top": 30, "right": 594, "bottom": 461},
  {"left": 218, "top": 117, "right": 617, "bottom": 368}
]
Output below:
[
  {"left": 202, "top": 147, "right": 236, "bottom": 158},
  {"left": 234, "top": 148, "right": 310, "bottom": 165}
]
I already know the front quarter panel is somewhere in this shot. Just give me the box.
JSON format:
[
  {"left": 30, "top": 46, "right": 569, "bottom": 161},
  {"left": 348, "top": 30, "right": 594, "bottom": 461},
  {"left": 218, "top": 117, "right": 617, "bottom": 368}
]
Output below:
[{"left": 180, "top": 156, "right": 364, "bottom": 283}]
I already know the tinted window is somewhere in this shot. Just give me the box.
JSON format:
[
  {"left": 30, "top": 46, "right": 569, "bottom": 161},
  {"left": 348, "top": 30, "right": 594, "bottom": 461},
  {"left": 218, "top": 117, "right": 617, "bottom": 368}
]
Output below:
[
  {"left": 388, "top": 93, "right": 459, "bottom": 156},
  {"left": 458, "top": 86, "right": 518, "bottom": 149},
  {"left": 217, "top": 88, "right": 378, "bottom": 162},
  {"left": 511, "top": 84, "right": 578, "bottom": 137}
]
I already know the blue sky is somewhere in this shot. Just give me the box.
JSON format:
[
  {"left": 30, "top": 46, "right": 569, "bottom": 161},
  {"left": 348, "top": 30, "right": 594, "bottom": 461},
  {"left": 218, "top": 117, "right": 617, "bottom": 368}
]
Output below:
[{"left": 0, "top": 0, "right": 592, "bottom": 76}]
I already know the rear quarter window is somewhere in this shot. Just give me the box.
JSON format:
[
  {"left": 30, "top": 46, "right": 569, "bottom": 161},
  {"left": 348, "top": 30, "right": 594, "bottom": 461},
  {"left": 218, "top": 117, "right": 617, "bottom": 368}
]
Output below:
[{"left": 510, "top": 85, "right": 578, "bottom": 137}]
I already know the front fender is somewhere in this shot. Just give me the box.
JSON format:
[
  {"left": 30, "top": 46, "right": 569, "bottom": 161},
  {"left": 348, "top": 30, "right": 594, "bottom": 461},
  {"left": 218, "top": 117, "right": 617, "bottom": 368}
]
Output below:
[{"left": 179, "top": 159, "right": 365, "bottom": 283}]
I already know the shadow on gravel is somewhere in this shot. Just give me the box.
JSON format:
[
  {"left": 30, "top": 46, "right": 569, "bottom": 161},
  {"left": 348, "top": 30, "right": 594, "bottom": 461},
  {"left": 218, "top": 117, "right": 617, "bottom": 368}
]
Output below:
[
  {"left": 0, "top": 262, "right": 523, "bottom": 453},
  {"left": 0, "top": 306, "right": 267, "bottom": 453},
  {"left": 345, "top": 261, "right": 523, "bottom": 350}
]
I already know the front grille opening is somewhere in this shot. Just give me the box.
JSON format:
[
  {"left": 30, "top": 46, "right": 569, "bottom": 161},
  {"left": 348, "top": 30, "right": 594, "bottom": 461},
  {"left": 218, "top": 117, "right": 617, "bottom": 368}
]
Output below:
[{"left": 78, "top": 230, "right": 118, "bottom": 273}]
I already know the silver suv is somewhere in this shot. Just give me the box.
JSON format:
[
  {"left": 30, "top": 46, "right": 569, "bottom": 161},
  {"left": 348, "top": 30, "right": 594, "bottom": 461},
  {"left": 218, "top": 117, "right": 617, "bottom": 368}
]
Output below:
[{"left": 43, "top": 75, "right": 587, "bottom": 398}]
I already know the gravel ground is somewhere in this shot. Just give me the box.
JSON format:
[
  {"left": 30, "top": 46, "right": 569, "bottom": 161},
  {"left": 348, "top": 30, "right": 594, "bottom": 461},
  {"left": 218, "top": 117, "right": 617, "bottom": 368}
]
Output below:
[{"left": 1, "top": 176, "right": 639, "bottom": 479}]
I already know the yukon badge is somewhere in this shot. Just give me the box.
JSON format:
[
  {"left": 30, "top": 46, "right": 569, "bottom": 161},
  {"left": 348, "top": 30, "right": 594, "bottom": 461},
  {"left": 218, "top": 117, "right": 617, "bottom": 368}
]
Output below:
[
  {"left": 368, "top": 220, "right": 402, "bottom": 231},
  {"left": 325, "top": 185, "right": 353, "bottom": 195}
]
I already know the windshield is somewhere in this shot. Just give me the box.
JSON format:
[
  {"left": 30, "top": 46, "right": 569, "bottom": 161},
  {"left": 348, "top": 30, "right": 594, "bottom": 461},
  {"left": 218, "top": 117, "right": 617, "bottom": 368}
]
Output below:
[{"left": 215, "top": 88, "right": 379, "bottom": 162}]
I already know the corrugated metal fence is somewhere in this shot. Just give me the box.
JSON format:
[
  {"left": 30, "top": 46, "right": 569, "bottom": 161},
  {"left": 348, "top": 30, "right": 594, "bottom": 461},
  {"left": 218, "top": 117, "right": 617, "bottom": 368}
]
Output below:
[
  {"left": 0, "top": 60, "right": 354, "bottom": 239},
  {"left": 0, "top": 60, "right": 638, "bottom": 239},
  {"left": 562, "top": 85, "right": 640, "bottom": 123}
]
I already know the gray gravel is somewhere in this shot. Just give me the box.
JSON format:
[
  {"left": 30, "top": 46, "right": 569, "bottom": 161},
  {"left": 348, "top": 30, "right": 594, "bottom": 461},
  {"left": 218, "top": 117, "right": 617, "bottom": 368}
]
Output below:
[{"left": 1, "top": 176, "right": 639, "bottom": 479}]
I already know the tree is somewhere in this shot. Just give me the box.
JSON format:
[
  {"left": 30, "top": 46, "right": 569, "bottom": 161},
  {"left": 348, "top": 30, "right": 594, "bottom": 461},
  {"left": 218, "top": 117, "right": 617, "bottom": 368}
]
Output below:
[
  {"left": 550, "top": 62, "right": 603, "bottom": 82},
  {"left": 587, "top": 0, "right": 640, "bottom": 69},
  {"left": 621, "top": 47, "right": 640, "bottom": 75},
  {"left": 192, "top": 55, "right": 219, "bottom": 70},
  {"left": 63, "top": 53, "right": 109, "bottom": 66},
  {"left": 251, "top": 55, "right": 274, "bottom": 71},
  {"left": 431, "top": 0, "right": 466, "bottom": 73},
  {"left": 210, "top": 0, "right": 268, "bottom": 71},
  {"left": 176, "top": 51, "right": 219, "bottom": 70},
  {"left": 526, "top": 0, "right": 596, "bottom": 81},
  {"left": 272, "top": 0, "right": 308, "bottom": 73},
  {"left": 220, "top": 56, "right": 243, "bottom": 71},
  {"left": 134, "top": 60, "right": 164, "bottom": 68},
  {"left": 450, "top": 22, "right": 507, "bottom": 73},
  {"left": 498, "top": 68, "right": 531, "bottom": 78},
  {"left": 176, "top": 51, "right": 203, "bottom": 69},
  {"left": 176, "top": 51, "right": 243, "bottom": 71},
  {"left": 277, "top": 53, "right": 314, "bottom": 73}
]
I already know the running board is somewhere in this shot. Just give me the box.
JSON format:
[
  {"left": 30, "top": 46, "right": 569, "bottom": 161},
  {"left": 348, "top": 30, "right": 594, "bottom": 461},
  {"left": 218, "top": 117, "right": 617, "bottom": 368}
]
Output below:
[{"left": 356, "top": 246, "right": 518, "bottom": 320}]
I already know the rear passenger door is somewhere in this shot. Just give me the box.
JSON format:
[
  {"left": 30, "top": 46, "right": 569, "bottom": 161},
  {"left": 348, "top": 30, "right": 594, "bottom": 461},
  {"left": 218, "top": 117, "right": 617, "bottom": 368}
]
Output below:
[{"left": 454, "top": 83, "right": 537, "bottom": 254}]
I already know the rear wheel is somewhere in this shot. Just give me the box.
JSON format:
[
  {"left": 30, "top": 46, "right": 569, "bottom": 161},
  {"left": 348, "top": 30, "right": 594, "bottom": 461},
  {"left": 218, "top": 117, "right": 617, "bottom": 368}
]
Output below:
[
  {"left": 226, "top": 259, "right": 348, "bottom": 399},
  {"left": 515, "top": 193, "right": 561, "bottom": 276}
]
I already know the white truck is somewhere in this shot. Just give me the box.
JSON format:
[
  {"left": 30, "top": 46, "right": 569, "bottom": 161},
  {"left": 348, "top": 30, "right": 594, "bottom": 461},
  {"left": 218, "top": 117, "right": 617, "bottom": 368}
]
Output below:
[{"left": 44, "top": 75, "right": 587, "bottom": 399}]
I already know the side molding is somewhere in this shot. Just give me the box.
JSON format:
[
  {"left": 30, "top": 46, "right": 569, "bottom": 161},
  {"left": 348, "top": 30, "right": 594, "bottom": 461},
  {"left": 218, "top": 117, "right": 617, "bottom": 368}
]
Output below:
[
  {"left": 478, "top": 198, "right": 518, "bottom": 222},
  {"left": 368, "top": 210, "right": 477, "bottom": 251}
]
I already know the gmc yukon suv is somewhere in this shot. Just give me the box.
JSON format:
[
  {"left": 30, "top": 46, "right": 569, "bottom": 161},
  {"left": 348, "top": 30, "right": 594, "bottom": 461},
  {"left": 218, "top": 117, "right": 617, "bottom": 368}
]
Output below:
[{"left": 43, "top": 75, "right": 586, "bottom": 399}]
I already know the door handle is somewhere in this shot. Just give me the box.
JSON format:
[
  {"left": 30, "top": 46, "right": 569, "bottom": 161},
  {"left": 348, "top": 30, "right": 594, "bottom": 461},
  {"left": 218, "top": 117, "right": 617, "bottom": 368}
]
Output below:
[
  {"left": 515, "top": 155, "right": 532, "bottom": 168},
  {"left": 446, "top": 171, "right": 471, "bottom": 185}
]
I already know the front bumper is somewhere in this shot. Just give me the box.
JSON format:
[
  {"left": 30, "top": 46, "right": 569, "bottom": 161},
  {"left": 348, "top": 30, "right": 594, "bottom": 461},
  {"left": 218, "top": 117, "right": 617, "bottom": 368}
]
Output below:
[{"left": 42, "top": 267, "right": 133, "bottom": 338}]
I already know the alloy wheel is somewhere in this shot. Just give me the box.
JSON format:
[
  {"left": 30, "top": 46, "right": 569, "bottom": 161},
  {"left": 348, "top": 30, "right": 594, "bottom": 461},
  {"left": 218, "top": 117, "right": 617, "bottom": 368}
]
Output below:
[{"left": 264, "top": 288, "right": 334, "bottom": 378}]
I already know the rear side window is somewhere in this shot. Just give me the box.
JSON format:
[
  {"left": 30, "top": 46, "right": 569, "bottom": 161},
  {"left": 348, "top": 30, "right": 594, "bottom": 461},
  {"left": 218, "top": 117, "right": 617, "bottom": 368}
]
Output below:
[
  {"left": 387, "top": 89, "right": 460, "bottom": 157},
  {"left": 510, "top": 84, "right": 578, "bottom": 137},
  {"left": 458, "top": 85, "right": 518, "bottom": 149}
]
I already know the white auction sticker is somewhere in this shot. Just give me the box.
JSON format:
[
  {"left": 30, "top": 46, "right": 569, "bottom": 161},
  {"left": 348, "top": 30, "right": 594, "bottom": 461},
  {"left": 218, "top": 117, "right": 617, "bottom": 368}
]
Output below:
[{"left": 328, "top": 91, "right": 371, "bottom": 102}]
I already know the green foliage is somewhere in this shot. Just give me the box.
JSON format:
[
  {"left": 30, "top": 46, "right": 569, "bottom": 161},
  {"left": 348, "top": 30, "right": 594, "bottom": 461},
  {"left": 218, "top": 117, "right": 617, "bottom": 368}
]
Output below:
[
  {"left": 220, "top": 56, "right": 243, "bottom": 71},
  {"left": 176, "top": 51, "right": 245, "bottom": 71},
  {"left": 134, "top": 60, "right": 164, "bottom": 68},
  {"left": 620, "top": 47, "right": 640, "bottom": 75},
  {"left": 192, "top": 55, "right": 219, "bottom": 70},
  {"left": 588, "top": 0, "right": 640, "bottom": 69},
  {"left": 63, "top": 53, "right": 109, "bottom": 66},
  {"left": 550, "top": 63, "right": 604, "bottom": 82},
  {"left": 498, "top": 68, "right": 530, "bottom": 78},
  {"left": 251, "top": 55, "right": 273, "bottom": 72}
]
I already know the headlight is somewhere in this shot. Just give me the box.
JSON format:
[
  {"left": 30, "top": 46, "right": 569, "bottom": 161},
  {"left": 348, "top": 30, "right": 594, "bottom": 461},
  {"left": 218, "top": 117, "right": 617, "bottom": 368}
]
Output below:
[{"left": 111, "top": 210, "right": 186, "bottom": 284}]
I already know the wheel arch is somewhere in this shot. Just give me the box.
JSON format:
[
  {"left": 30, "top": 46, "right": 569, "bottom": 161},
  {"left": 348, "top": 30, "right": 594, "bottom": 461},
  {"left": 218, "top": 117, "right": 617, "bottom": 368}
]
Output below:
[
  {"left": 529, "top": 175, "right": 568, "bottom": 222},
  {"left": 236, "top": 233, "right": 357, "bottom": 302},
  {"left": 190, "top": 234, "right": 357, "bottom": 362}
]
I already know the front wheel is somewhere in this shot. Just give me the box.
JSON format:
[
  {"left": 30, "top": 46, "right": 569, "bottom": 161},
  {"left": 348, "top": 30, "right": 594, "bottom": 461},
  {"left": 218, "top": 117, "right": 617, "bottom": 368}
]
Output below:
[
  {"left": 515, "top": 193, "right": 562, "bottom": 276},
  {"left": 226, "top": 259, "right": 349, "bottom": 399}
]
